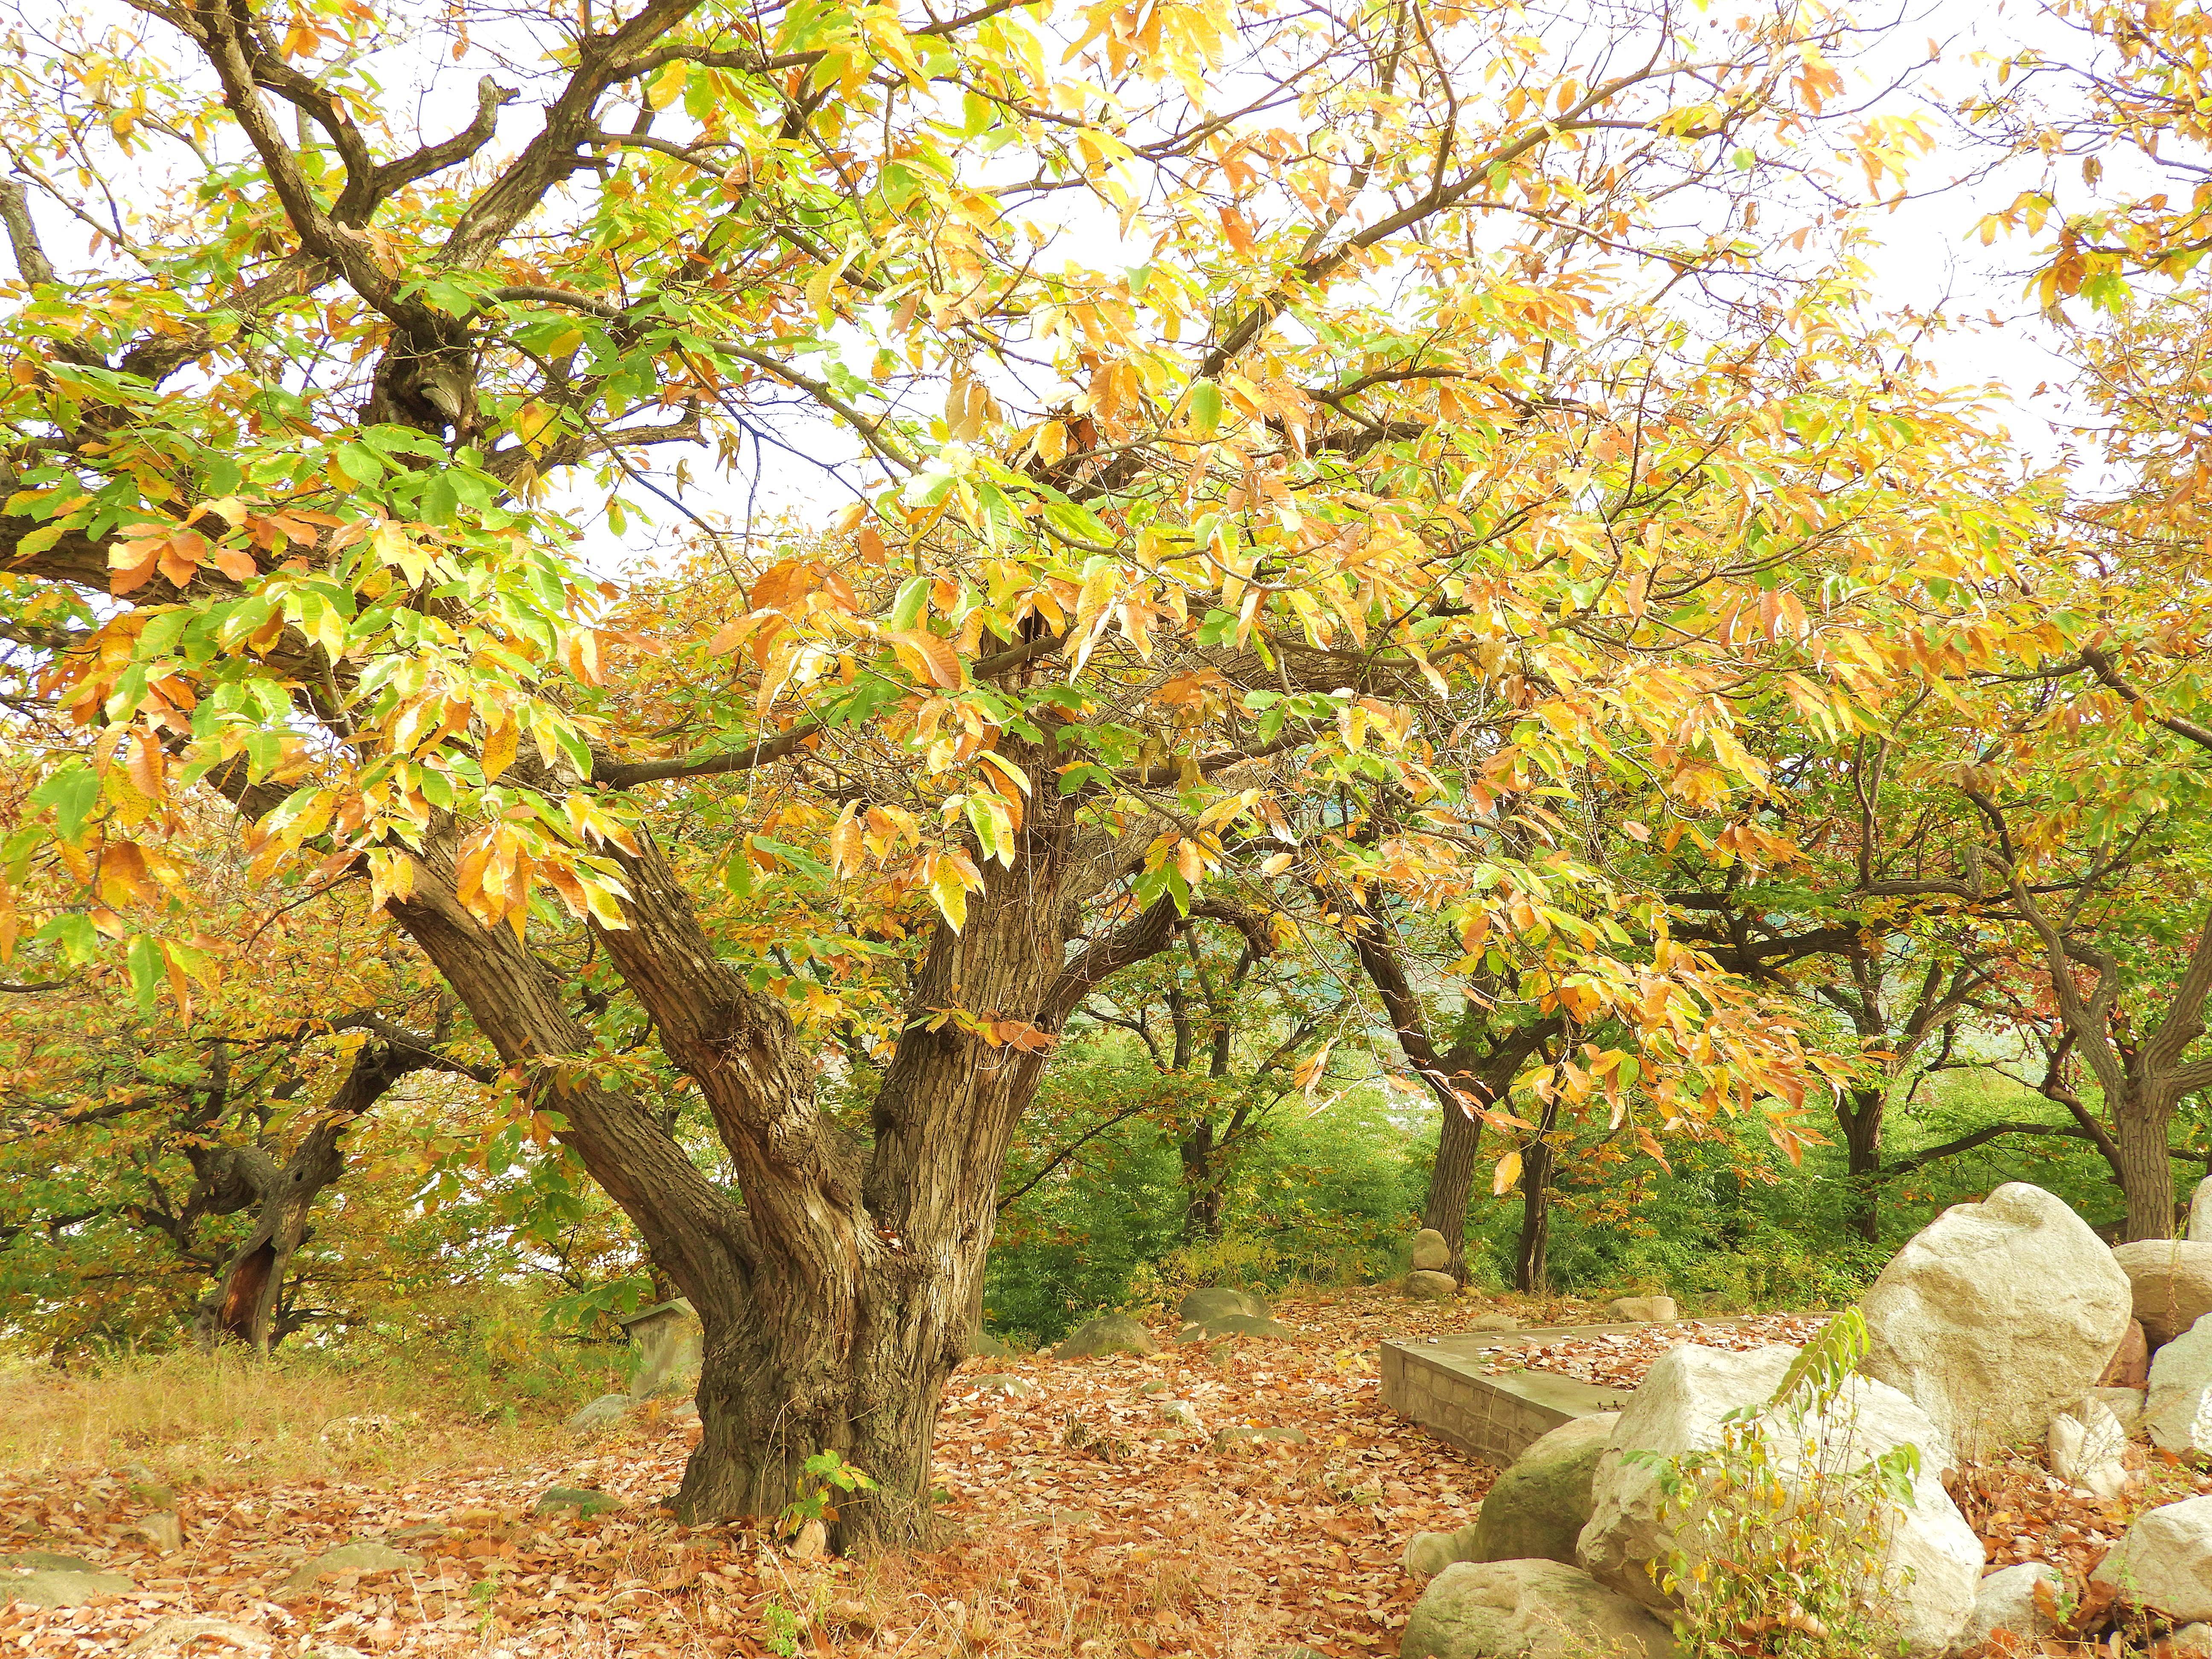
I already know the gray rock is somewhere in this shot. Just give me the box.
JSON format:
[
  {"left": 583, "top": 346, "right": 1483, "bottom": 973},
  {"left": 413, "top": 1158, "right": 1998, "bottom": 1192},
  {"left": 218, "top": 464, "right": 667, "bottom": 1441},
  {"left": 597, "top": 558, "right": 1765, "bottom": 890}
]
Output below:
[
  {"left": 1469, "top": 1313, "right": 1520, "bottom": 1332},
  {"left": 1053, "top": 1313, "right": 1159, "bottom": 1359},
  {"left": 1469, "top": 1412, "right": 1618, "bottom": 1567},
  {"left": 619, "top": 1298, "right": 702, "bottom": 1399},
  {"left": 127, "top": 1481, "right": 176, "bottom": 1509},
  {"left": 1960, "top": 1562, "right": 2063, "bottom": 1647},
  {"left": 2148, "top": 1314, "right": 2212, "bottom": 1453},
  {"left": 966, "top": 1329, "right": 1012, "bottom": 1358},
  {"left": 533, "top": 1486, "right": 623, "bottom": 1519},
  {"left": 1607, "top": 1296, "right": 1678, "bottom": 1324},
  {"left": 1861, "top": 1183, "right": 2131, "bottom": 1461},
  {"left": 1404, "top": 1270, "right": 1458, "bottom": 1301},
  {"left": 0, "top": 1552, "right": 96, "bottom": 1573},
  {"left": 3, "top": 1566, "right": 132, "bottom": 1607},
  {"left": 2093, "top": 1493, "right": 2212, "bottom": 1620},
  {"left": 1402, "top": 1560, "right": 1678, "bottom": 1658},
  {"left": 968, "top": 1374, "right": 1035, "bottom": 1399},
  {"left": 283, "top": 1541, "right": 421, "bottom": 1592},
  {"left": 2174, "top": 1623, "right": 2212, "bottom": 1658},
  {"left": 2112, "top": 1238, "right": 2212, "bottom": 1347},
  {"left": 1412, "top": 1229, "right": 1453, "bottom": 1273},
  {"left": 565, "top": 1392, "right": 634, "bottom": 1434},
  {"left": 135, "top": 1512, "right": 184, "bottom": 1554},
  {"left": 1176, "top": 1313, "right": 1299, "bottom": 1343},
  {"left": 1178, "top": 1287, "right": 1268, "bottom": 1324}
]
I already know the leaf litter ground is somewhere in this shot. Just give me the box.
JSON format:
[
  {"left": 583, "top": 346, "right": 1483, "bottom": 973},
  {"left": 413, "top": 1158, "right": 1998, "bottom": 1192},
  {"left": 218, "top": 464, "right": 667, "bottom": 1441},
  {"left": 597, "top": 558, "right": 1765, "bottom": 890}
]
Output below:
[
  {"left": 0, "top": 1289, "right": 1513, "bottom": 1659},
  {"left": 6, "top": 1290, "right": 2193, "bottom": 1658}
]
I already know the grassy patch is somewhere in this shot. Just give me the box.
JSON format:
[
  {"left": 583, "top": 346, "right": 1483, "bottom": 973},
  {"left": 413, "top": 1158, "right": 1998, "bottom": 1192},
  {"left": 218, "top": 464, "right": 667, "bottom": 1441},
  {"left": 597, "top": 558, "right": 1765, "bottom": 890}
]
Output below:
[{"left": 0, "top": 1347, "right": 577, "bottom": 1487}]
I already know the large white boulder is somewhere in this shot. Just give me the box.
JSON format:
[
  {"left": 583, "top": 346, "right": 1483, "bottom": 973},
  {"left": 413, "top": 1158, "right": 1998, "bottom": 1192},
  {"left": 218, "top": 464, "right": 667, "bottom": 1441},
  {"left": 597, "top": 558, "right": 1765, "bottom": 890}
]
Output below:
[
  {"left": 2112, "top": 1239, "right": 2212, "bottom": 1347},
  {"left": 2147, "top": 1314, "right": 2212, "bottom": 1453},
  {"left": 2191, "top": 1177, "right": 2212, "bottom": 1243},
  {"left": 2092, "top": 1495, "right": 2212, "bottom": 1621},
  {"left": 1401, "top": 1559, "right": 1677, "bottom": 1659},
  {"left": 1859, "top": 1183, "right": 2130, "bottom": 1460},
  {"left": 1576, "top": 1344, "right": 1981, "bottom": 1659}
]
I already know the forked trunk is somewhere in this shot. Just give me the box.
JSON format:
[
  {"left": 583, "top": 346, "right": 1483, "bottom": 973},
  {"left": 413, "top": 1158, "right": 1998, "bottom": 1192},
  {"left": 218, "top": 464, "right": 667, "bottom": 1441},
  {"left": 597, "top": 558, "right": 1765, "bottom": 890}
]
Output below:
[{"left": 384, "top": 783, "right": 1173, "bottom": 1551}]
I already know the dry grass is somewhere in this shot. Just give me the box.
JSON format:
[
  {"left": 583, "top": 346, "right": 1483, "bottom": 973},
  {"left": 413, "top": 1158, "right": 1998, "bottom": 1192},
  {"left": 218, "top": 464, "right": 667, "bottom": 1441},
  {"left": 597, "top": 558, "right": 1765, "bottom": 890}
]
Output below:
[{"left": 0, "top": 1348, "right": 570, "bottom": 1487}]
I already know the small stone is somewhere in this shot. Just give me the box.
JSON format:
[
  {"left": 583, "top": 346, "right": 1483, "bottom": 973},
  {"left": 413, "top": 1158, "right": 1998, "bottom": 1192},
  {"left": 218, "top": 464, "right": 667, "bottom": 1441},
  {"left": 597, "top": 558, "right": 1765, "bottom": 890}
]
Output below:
[
  {"left": 969, "top": 1374, "right": 1035, "bottom": 1399},
  {"left": 564, "top": 1393, "right": 634, "bottom": 1435},
  {"left": 789, "top": 1520, "right": 828, "bottom": 1560},
  {"left": 2049, "top": 1402, "right": 2129, "bottom": 1499},
  {"left": 3, "top": 1566, "right": 132, "bottom": 1608},
  {"left": 533, "top": 1487, "right": 623, "bottom": 1519},
  {"left": 282, "top": 1541, "right": 420, "bottom": 1592},
  {"left": 1175, "top": 1313, "right": 1299, "bottom": 1343},
  {"left": 1607, "top": 1295, "right": 1678, "bottom": 1324},
  {"left": 127, "top": 1482, "right": 176, "bottom": 1509},
  {"left": 122, "top": 1616, "right": 271, "bottom": 1655},
  {"left": 135, "top": 1512, "right": 184, "bottom": 1554},
  {"left": 2173, "top": 1623, "right": 2212, "bottom": 1658},
  {"left": 2112, "top": 1238, "right": 2212, "bottom": 1347},
  {"left": 1053, "top": 1313, "right": 1159, "bottom": 1359},
  {"left": 1403, "top": 1524, "right": 1483, "bottom": 1578},
  {"left": 1153, "top": 1399, "right": 1203, "bottom": 1432},
  {"left": 1469, "top": 1313, "right": 1520, "bottom": 1332},
  {"left": 1411, "top": 1229, "right": 1453, "bottom": 1273},
  {"left": 966, "top": 1329, "right": 1012, "bottom": 1358},
  {"left": 1404, "top": 1270, "right": 1458, "bottom": 1301}
]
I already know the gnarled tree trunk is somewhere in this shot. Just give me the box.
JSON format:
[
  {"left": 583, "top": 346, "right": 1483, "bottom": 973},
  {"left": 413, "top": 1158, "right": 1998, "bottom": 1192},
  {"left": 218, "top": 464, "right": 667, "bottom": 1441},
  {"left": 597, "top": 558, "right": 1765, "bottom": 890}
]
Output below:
[{"left": 385, "top": 765, "right": 1174, "bottom": 1548}]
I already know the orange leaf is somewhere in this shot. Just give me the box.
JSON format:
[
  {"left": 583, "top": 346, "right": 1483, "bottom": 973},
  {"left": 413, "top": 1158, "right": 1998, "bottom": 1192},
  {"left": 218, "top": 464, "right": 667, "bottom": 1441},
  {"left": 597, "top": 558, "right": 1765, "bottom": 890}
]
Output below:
[{"left": 888, "top": 628, "right": 963, "bottom": 689}]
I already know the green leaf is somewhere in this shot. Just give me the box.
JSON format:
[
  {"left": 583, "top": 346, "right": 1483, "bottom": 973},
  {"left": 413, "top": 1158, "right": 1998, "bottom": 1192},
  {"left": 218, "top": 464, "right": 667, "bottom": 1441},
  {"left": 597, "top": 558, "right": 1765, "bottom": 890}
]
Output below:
[{"left": 127, "top": 935, "right": 163, "bottom": 1013}]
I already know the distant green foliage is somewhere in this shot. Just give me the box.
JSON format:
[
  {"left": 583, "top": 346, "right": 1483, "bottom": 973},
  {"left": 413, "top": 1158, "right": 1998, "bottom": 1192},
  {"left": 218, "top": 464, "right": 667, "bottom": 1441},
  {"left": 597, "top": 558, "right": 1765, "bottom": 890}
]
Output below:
[{"left": 985, "top": 1038, "right": 1420, "bottom": 1343}]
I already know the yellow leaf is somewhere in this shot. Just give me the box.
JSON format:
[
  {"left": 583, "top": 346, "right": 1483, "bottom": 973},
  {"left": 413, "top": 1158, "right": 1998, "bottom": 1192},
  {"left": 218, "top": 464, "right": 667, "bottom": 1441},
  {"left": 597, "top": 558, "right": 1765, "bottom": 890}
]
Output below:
[
  {"left": 648, "top": 59, "right": 689, "bottom": 111},
  {"left": 1492, "top": 1149, "right": 1524, "bottom": 1196}
]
